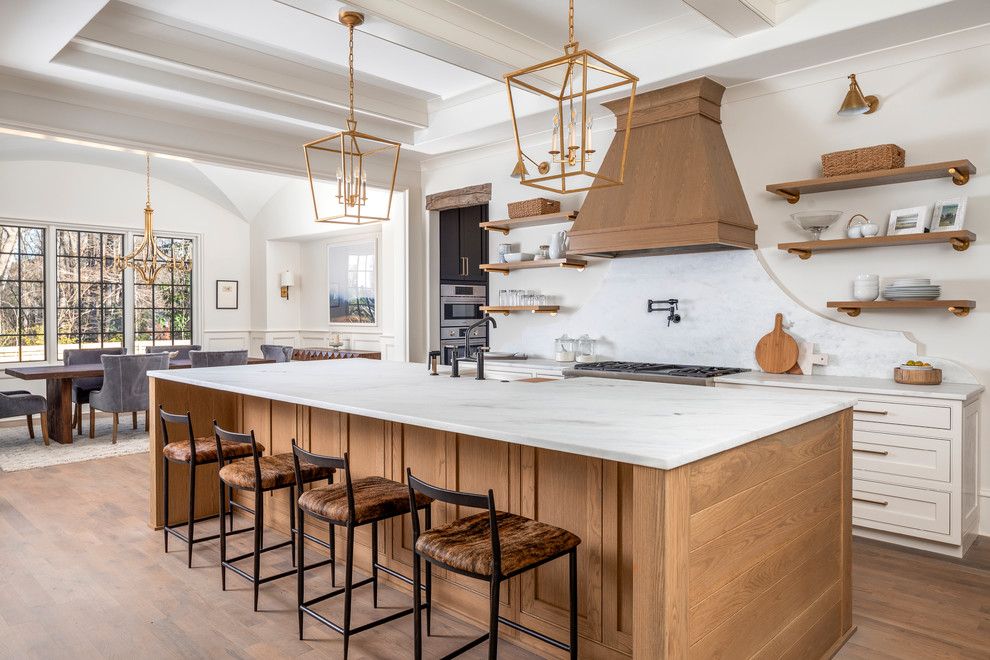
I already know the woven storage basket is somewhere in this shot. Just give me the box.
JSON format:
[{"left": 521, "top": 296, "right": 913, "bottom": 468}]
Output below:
[
  {"left": 507, "top": 198, "right": 560, "bottom": 218},
  {"left": 821, "top": 144, "right": 905, "bottom": 177}
]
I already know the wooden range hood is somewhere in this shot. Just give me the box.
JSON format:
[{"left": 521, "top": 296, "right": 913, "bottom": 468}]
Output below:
[{"left": 568, "top": 77, "right": 757, "bottom": 257}]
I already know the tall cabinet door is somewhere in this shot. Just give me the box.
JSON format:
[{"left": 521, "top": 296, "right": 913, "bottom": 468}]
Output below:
[
  {"left": 458, "top": 205, "right": 487, "bottom": 283},
  {"left": 439, "top": 205, "right": 488, "bottom": 283},
  {"left": 439, "top": 209, "right": 463, "bottom": 281}
]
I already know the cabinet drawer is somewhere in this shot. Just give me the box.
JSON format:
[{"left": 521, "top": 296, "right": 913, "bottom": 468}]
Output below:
[
  {"left": 852, "top": 431, "right": 950, "bottom": 483},
  {"left": 852, "top": 480, "right": 950, "bottom": 535},
  {"left": 853, "top": 399, "right": 951, "bottom": 430}
]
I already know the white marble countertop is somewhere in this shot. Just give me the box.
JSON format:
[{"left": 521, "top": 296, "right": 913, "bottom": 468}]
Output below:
[
  {"left": 150, "top": 360, "right": 856, "bottom": 470},
  {"left": 480, "top": 357, "right": 572, "bottom": 373},
  {"left": 714, "top": 372, "right": 984, "bottom": 402}
]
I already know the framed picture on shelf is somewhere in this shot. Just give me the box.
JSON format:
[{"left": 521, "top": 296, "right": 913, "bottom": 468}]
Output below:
[
  {"left": 886, "top": 205, "right": 930, "bottom": 236},
  {"left": 931, "top": 197, "right": 967, "bottom": 232},
  {"left": 216, "top": 280, "right": 238, "bottom": 309}
]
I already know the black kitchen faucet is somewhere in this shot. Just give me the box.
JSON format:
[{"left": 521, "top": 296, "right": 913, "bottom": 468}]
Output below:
[{"left": 451, "top": 316, "right": 497, "bottom": 380}]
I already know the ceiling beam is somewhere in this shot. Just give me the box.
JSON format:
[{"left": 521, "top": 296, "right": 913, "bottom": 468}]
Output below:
[{"left": 682, "top": 0, "right": 776, "bottom": 37}]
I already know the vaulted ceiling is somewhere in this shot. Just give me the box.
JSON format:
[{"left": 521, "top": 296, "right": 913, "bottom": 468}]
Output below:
[{"left": 1, "top": 0, "right": 989, "bottom": 177}]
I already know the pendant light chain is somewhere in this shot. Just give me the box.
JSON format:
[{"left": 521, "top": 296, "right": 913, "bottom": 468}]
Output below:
[
  {"left": 146, "top": 154, "right": 151, "bottom": 207},
  {"left": 568, "top": 0, "right": 574, "bottom": 45},
  {"left": 348, "top": 22, "right": 355, "bottom": 124}
]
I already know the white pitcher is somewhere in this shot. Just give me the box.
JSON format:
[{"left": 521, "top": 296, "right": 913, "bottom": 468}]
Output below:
[{"left": 548, "top": 230, "right": 568, "bottom": 259}]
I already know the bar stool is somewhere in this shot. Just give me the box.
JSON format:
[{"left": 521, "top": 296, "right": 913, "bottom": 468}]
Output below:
[
  {"left": 291, "top": 443, "right": 434, "bottom": 659},
  {"left": 406, "top": 469, "right": 580, "bottom": 660},
  {"left": 159, "top": 406, "right": 263, "bottom": 567},
  {"left": 215, "top": 423, "right": 335, "bottom": 611}
]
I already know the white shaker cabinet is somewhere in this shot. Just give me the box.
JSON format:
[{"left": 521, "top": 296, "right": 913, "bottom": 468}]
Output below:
[{"left": 715, "top": 374, "right": 983, "bottom": 558}]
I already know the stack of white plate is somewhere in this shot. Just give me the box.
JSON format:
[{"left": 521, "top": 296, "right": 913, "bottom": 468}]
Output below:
[{"left": 884, "top": 278, "right": 940, "bottom": 300}]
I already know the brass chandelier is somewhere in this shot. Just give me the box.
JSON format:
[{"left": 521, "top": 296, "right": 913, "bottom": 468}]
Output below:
[
  {"left": 103, "top": 155, "right": 191, "bottom": 285},
  {"left": 303, "top": 11, "right": 400, "bottom": 224},
  {"left": 504, "top": 0, "right": 637, "bottom": 194}
]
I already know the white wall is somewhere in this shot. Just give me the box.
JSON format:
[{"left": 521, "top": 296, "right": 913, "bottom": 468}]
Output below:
[{"left": 420, "top": 27, "right": 990, "bottom": 533}]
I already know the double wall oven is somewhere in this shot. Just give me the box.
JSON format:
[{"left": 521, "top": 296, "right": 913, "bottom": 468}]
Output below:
[{"left": 440, "top": 283, "right": 487, "bottom": 365}]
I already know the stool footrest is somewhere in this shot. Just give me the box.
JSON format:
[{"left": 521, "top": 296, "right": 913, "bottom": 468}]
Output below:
[
  {"left": 303, "top": 576, "right": 373, "bottom": 608},
  {"left": 498, "top": 615, "right": 571, "bottom": 652},
  {"left": 164, "top": 526, "right": 222, "bottom": 545},
  {"left": 225, "top": 538, "right": 292, "bottom": 565},
  {"left": 300, "top": 604, "right": 416, "bottom": 637}
]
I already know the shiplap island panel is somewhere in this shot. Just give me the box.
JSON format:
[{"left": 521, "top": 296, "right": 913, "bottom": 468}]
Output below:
[{"left": 148, "top": 360, "right": 856, "bottom": 659}]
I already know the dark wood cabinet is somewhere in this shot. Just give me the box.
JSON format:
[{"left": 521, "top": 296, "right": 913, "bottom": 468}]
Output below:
[{"left": 439, "top": 205, "right": 488, "bottom": 282}]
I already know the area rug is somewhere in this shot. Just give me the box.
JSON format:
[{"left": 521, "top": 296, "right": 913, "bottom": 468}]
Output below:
[{"left": 0, "top": 416, "right": 149, "bottom": 472}]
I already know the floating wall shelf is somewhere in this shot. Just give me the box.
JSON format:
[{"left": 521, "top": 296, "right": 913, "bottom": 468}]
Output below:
[
  {"left": 826, "top": 300, "right": 975, "bottom": 318},
  {"left": 480, "top": 305, "right": 559, "bottom": 316},
  {"left": 479, "top": 258, "right": 587, "bottom": 275},
  {"left": 779, "top": 231, "right": 975, "bottom": 259},
  {"left": 479, "top": 211, "right": 578, "bottom": 235},
  {"left": 767, "top": 159, "right": 976, "bottom": 204}
]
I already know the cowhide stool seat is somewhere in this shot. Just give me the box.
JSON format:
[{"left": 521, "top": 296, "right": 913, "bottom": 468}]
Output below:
[
  {"left": 291, "top": 443, "right": 434, "bottom": 660},
  {"left": 407, "top": 469, "right": 580, "bottom": 660},
  {"left": 215, "top": 423, "right": 335, "bottom": 611},
  {"left": 160, "top": 406, "right": 264, "bottom": 568}
]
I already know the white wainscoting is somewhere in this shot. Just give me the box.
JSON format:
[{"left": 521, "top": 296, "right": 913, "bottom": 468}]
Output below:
[
  {"left": 982, "top": 491, "right": 990, "bottom": 536},
  {"left": 201, "top": 331, "right": 251, "bottom": 351}
]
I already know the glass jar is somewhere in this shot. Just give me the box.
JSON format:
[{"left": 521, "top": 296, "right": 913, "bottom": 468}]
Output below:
[
  {"left": 554, "top": 333, "right": 575, "bottom": 362},
  {"left": 498, "top": 243, "right": 512, "bottom": 263},
  {"left": 535, "top": 245, "right": 550, "bottom": 260},
  {"left": 575, "top": 334, "right": 597, "bottom": 363}
]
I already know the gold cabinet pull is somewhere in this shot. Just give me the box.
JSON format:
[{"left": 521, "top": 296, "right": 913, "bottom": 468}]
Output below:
[
  {"left": 853, "top": 447, "right": 889, "bottom": 456},
  {"left": 853, "top": 496, "right": 889, "bottom": 506},
  {"left": 854, "top": 408, "right": 888, "bottom": 415}
]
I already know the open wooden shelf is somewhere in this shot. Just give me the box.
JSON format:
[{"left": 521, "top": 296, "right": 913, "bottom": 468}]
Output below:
[
  {"left": 480, "top": 211, "right": 578, "bottom": 235},
  {"left": 767, "top": 159, "right": 976, "bottom": 203},
  {"left": 479, "top": 258, "right": 587, "bottom": 274},
  {"left": 481, "top": 305, "right": 560, "bottom": 316},
  {"left": 779, "top": 230, "right": 975, "bottom": 259},
  {"left": 827, "top": 300, "right": 975, "bottom": 317}
]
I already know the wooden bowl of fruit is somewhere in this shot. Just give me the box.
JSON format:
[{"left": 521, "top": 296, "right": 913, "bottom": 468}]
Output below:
[{"left": 894, "top": 360, "right": 941, "bottom": 385}]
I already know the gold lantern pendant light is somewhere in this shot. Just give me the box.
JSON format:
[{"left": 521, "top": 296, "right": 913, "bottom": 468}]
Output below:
[
  {"left": 103, "top": 155, "right": 191, "bottom": 285},
  {"left": 303, "top": 11, "right": 400, "bottom": 224},
  {"left": 504, "top": 0, "right": 637, "bottom": 194}
]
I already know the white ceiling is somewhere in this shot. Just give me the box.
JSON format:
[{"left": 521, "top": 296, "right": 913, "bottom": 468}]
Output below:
[{"left": 1, "top": 0, "right": 989, "bottom": 177}]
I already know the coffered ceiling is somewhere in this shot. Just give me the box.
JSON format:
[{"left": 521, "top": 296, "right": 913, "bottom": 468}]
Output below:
[{"left": 1, "top": 0, "right": 988, "bottom": 176}]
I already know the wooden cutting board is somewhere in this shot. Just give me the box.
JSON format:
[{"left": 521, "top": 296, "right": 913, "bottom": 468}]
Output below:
[{"left": 755, "top": 313, "right": 799, "bottom": 373}]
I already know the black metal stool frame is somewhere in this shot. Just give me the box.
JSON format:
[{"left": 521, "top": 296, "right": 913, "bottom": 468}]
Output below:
[
  {"left": 160, "top": 406, "right": 251, "bottom": 568},
  {"left": 407, "top": 469, "right": 578, "bottom": 660},
  {"left": 215, "top": 423, "right": 334, "bottom": 611},
  {"left": 291, "top": 443, "right": 433, "bottom": 659}
]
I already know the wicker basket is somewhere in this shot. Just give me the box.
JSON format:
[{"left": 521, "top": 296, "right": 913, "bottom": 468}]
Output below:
[
  {"left": 821, "top": 144, "right": 905, "bottom": 177},
  {"left": 507, "top": 198, "right": 560, "bottom": 218}
]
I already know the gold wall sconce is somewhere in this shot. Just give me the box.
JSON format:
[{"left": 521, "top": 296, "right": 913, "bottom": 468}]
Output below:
[
  {"left": 838, "top": 74, "right": 879, "bottom": 116},
  {"left": 280, "top": 271, "right": 294, "bottom": 300}
]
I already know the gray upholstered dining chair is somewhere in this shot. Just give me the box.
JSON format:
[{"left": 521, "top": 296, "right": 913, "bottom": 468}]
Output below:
[
  {"left": 88, "top": 353, "right": 170, "bottom": 444},
  {"left": 64, "top": 347, "right": 127, "bottom": 436},
  {"left": 188, "top": 349, "right": 249, "bottom": 368},
  {"left": 259, "top": 344, "right": 293, "bottom": 362},
  {"left": 145, "top": 344, "right": 201, "bottom": 360},
  {"left": 0, "top": 390, "right": 49, "bottom": 445}
]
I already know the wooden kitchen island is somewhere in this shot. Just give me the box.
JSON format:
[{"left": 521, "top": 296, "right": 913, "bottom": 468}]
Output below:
[{"left": 148, "top": 360, "right": 856, "bottom": 659}]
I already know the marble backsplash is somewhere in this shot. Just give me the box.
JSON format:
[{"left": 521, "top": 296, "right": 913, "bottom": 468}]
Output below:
[{"left": 500, "top": 250, "right": 976, "bottom": 383}]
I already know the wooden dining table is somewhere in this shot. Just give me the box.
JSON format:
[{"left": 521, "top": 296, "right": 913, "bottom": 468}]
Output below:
[{"left": 5, "top": 357, "right": 272, "bottom": 445}]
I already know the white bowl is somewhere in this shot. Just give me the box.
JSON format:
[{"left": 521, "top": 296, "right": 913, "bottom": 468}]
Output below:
[
  {"left": 854, "top": 274, "right": 879, "bottom": 281},
  {"left": 853, "top": 290, "right": 880, "bottom": 301},
  {"left": 504, "top": 252, "right": 534, "bottom": 263}
]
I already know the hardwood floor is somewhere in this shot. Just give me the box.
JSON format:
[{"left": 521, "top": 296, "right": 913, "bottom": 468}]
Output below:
[{"left": 0, "top": 450, "right": 988, "bottom": 659}]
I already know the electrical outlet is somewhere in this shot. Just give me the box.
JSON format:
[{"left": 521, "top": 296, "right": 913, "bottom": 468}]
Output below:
[{"left": 811, "top": 353, "right": 829, "bottom": 366}]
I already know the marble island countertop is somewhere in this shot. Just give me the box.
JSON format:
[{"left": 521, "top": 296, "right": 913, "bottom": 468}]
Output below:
[
  {"left": 715, "top": 371, "right": 984, "bottom": 402},
  {"left": 150, "top": 359, "right": 856, "bottom": 470}
]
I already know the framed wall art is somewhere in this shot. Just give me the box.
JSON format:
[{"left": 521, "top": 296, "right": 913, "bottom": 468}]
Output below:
[
  {"left": 216, "top": 279, "right": 238, "bottom": 309},
  {"left": 327, "top": 239, "right": 377, "bottom": 325}
]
